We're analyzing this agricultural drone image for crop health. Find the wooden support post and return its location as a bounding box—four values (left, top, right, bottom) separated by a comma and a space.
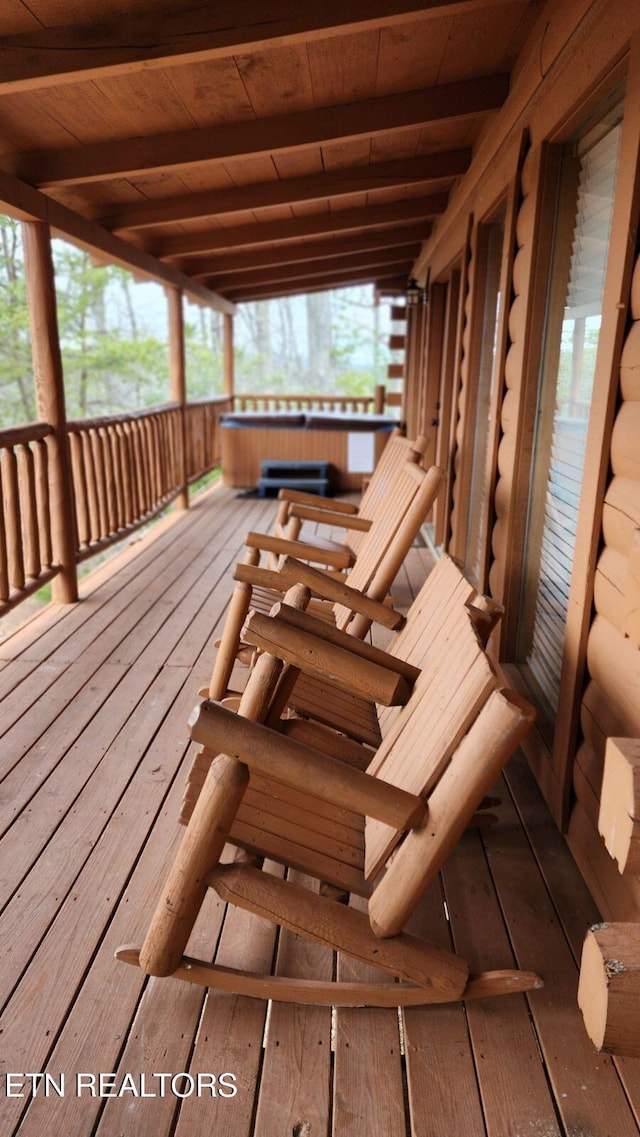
167, 286, 189, 509
578, 923, 640, 1057
598, 738, 640, 874
373, 383, 385, 414
22, 220, 78, 603
223, 312, 234, 400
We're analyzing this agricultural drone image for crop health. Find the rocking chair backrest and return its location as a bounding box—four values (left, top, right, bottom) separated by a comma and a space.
352, 431, 428, 545
333, 461, 444, 631
351, 557, 535, 934
364, 597, 498, 878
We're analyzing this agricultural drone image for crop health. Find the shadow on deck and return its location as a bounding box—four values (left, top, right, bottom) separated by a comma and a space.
0, 482, 639, 1137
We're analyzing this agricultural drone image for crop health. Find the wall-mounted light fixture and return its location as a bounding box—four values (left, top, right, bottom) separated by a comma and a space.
405, 277, 422, 306
405, 276, 428, 306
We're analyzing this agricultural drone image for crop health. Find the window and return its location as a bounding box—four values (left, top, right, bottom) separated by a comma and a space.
517, 107, 622, 720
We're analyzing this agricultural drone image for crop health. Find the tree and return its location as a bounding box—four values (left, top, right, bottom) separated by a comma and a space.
0, 217, 35, 426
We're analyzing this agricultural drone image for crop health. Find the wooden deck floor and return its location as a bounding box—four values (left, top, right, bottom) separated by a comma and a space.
1, 481, 640, 1137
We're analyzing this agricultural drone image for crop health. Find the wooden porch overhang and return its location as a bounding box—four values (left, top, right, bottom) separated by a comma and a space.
0, 0, 543, 307
1, 483, 639, 1137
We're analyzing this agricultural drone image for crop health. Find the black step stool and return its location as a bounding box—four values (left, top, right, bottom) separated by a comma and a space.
257, 460, 333, 498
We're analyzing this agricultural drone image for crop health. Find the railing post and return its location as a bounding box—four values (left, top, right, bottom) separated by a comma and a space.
374, 384, 386, 414
167, 287, 189, 510
223, 312, 234, 402
22, 221, 78, 603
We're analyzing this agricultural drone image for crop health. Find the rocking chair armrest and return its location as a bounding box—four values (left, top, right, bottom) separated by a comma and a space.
280, 718, 373, 769
245, 531, 355, 571
243, 609, 413, 706
189, 700, 426, 831
288, 504, 372, 532
278, 556, 405, 631
277, 487, 358, 515
233, 562, 287, 591
263, 602, 420, 685
232, 561, 348, 599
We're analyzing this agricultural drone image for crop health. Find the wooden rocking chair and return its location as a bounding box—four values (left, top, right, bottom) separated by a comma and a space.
272, 430, 428, 550
181, 552, 499, 824
182, 464, 443, 824
117, 569, 541, 1007
208, 460, 444, 707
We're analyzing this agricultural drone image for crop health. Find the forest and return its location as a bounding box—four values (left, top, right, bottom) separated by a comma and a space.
0, 215, 392, 429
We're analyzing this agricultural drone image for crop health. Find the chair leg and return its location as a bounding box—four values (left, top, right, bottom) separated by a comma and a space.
139, 754, 249, 977
208, 549, 260, 700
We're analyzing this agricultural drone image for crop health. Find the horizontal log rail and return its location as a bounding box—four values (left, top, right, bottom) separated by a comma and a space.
232, 393, 377, 413
0, 421, 59, 615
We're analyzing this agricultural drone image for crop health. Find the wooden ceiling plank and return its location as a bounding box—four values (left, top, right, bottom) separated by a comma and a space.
101, 150, 468, 232
186, 224, 429, 276
225, 258, 414, 289
158, 197, 442, 259
376, 18, 452, 92
203, 246, 422, 289
0, 166, 234, 313
320, 138, 373, 171
0, 1, 522, 94
235, 42, 316, 119
306, 29, 379, 106
229, 267, 412, 302
10, 74, 509, 187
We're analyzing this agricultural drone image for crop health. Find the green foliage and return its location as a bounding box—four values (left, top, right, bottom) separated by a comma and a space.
0, 216, 35, 425
0, 222, 225, 429
0, 218, 391, 429
234, 286, 391, 399
53, 243, 173, 419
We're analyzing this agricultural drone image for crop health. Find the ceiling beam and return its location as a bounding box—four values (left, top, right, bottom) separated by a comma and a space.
230, 268, 411, 302
159, 198, 439, 260
0, 1, 518, 95
11, 75, 509, 188
375, 277, 408, 297
102, 150, 470, 232
205, 246, 419, 291
187, 225, 428, 277
0, 168, 233, 313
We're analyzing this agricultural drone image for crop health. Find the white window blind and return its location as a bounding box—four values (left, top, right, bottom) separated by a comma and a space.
526, 121, 621, 715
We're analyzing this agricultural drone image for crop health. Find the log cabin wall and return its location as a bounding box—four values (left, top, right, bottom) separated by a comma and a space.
567, 244, 640, 919
404, 1, 640, 920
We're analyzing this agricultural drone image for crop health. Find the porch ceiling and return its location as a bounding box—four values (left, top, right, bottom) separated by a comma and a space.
0, 0, 542, 305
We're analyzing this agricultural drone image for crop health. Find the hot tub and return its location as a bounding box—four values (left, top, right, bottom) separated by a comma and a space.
220, 411, 400, 491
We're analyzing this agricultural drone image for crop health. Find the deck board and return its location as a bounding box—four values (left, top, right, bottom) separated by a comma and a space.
1, 481, 639, 1137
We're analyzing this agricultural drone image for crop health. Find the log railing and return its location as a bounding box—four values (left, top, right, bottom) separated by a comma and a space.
1, 387, 388, 617
68, 397, 231, 562
232, 392, 379, 414
185, 396, 232, 483
67, 404, 185, 562
0, 422, 59, 614
0, 396, 231, 616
